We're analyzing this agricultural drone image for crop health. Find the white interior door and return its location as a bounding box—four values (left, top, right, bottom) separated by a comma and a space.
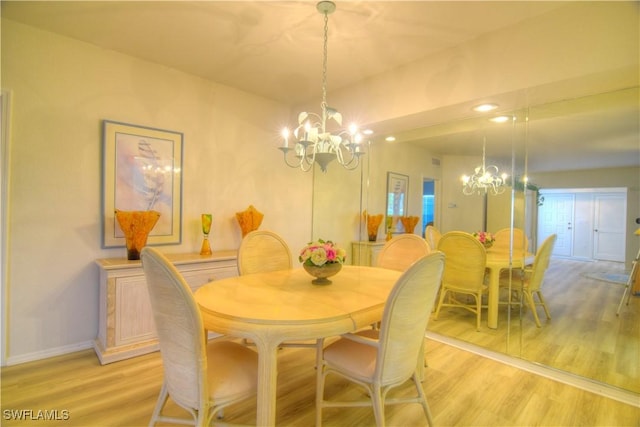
593, 193, 626, 261
538, 194, 574, 257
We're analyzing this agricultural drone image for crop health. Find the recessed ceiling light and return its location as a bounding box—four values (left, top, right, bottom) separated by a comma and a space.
362, 129, 374, 135
473, 103, 498, 112
489, 115, 511, 123
385, 136, 396, 142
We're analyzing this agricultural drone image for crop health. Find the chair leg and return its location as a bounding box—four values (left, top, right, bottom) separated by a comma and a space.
412, 372, 434, 426
524, 291, 542, 327
433, 288, 447, 320
475, 293, 481, 331
535, 291, 551, 320
371, 384, 386, 427
149, 382, 169, 427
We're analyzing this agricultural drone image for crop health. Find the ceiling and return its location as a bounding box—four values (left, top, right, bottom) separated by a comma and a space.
2, 1, 638, 173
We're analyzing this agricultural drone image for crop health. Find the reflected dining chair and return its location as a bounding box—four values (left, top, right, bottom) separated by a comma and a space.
237, 229, 292, 275
433, 231, 488, 331
376, 233, 431, 271
499, 234, 557, 327
492, 227, 529, 254
315, 252, 445, 427
424, 225, 442, 252
140, 247, 258, 427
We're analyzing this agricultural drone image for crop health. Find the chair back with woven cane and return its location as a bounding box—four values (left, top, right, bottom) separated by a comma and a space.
316, 252, 445, 427
141, 247, 258, 426
526, 234, 556, 294
433, 231, 487, 330
238, 230, 292, 275
376, 234, 430, 271
499, 234, 556, 327
493, 227, 529, 254
424, 225, 442, 252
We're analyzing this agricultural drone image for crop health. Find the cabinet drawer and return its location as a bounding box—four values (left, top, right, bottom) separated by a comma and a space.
182, 266, 238, 291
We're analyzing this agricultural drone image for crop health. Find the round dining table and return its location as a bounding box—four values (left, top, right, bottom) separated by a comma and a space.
194, 265, 402, 426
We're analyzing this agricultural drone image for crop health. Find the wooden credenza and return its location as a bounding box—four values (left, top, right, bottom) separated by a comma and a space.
94, 251, 237, 364
351, 241, 386, 267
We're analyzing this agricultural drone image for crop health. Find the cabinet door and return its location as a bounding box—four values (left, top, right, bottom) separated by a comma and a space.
115, 276, 156, 346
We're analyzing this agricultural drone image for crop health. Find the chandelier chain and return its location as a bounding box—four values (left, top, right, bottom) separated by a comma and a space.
321, 9, 329, 117
278, 0, 366, 173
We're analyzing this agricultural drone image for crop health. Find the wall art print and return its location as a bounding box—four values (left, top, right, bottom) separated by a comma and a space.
102, 120, 183, 248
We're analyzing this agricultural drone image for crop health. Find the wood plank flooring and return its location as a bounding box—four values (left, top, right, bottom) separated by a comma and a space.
428, 257, 640, 393
2, 338, 639, 426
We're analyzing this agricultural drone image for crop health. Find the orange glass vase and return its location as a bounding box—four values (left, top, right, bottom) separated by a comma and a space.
115, 209, 161, 260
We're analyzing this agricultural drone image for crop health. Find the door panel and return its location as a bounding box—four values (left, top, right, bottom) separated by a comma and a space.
593, 193, 626, 261
538, 194, 574, 257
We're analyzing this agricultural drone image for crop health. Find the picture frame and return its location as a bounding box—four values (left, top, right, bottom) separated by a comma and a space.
102, 120, 183, 248
386, 172, 409, 233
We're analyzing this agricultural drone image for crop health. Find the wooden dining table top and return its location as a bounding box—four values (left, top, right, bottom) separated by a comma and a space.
194, 265, 402, 326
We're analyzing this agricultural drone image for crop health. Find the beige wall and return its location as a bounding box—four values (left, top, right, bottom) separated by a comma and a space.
1, 20, 314, 363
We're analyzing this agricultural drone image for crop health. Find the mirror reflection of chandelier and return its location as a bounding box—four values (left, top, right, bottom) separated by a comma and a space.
461, 136, 508, 195
279, 1, 366, 173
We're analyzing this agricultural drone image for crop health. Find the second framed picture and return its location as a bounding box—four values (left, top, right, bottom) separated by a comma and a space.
386, 171, 409, 233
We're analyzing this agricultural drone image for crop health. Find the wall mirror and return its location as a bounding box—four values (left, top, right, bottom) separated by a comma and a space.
312, 86, 639, 397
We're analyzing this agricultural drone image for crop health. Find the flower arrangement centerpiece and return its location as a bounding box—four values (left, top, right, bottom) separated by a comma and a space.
473, 231, 495, 249
299, 239, 346, 285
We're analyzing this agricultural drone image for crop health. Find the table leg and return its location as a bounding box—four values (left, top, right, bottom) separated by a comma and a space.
487, 268, 499, 329
254, 339, 280, 426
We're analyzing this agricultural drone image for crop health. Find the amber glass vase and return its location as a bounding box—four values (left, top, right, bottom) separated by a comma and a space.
115, 210, 161, 260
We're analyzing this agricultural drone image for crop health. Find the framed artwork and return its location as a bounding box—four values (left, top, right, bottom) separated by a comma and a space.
102, 120, 183, 248
386, 172, 409, 233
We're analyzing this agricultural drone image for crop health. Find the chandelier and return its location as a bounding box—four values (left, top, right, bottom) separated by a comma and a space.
279, 1, 365, 172
461, 136, 507, 195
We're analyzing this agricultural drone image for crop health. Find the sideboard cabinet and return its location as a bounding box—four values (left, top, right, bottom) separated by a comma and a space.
94, 251, 237, 364
351, 241, 386, 267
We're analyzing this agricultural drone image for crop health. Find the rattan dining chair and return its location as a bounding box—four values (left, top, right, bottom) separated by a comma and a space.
433, 231, 488, 331
499, 234, 557, 327
376, 233, 431, 271
237, 230, 315, 348
493, 227, 529, 254
140, 247, 258, 427
315, 252, 445, 427
237, 230, 293, 275
424, 225, 442, 252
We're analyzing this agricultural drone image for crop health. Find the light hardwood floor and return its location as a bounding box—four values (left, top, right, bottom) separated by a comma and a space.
428, 257, 640, 393
2, 337, 639, 426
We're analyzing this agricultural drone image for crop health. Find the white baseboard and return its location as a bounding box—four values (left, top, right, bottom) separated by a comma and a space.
4, 340, 94, 366
426, 332, 640, 408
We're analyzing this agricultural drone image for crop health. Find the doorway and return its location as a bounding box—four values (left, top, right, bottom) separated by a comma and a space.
538, 188, 627, 261
422, 179, 435, 236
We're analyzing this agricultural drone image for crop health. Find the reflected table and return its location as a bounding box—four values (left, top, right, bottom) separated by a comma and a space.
194, 265, 402, 426
485, 250, 535, 329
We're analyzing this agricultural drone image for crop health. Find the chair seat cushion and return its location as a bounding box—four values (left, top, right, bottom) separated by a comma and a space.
207, 341, 259, 402
323, 329, 379, 382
